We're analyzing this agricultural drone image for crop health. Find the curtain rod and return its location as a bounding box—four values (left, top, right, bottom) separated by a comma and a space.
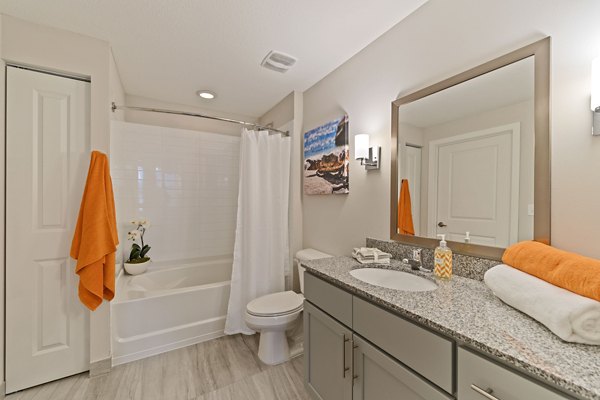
111, 102, 289, 136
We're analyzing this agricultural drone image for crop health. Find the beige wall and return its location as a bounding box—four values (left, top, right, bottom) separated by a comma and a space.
0, 15, 5, 386
258, 92, 305, 291
110, 51, 126, 123
259, 92, 295, 128
302, 0, 600, 259
0, 13, 118, 374
291, 91, 305, 288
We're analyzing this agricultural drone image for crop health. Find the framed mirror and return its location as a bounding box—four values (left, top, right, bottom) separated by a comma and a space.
390, 38, 550, 260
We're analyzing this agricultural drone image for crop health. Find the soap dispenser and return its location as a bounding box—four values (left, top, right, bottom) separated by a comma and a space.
434, 234, 452, 279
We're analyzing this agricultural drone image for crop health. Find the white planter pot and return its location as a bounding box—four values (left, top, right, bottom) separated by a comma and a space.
124, 259, 151, 275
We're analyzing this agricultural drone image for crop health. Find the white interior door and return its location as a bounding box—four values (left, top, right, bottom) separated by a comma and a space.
429, 124, 520, 247
403, 145, 422, 236
6, 66, 91, 393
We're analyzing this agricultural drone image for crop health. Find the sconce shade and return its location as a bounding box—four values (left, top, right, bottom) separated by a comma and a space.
355, 134, 370, 159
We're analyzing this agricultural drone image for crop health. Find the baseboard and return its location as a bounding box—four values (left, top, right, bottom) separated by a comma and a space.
0, 381, 5, 399
89, 357, 112, 377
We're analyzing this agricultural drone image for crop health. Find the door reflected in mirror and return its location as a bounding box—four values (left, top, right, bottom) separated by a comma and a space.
397, 57, 534, 248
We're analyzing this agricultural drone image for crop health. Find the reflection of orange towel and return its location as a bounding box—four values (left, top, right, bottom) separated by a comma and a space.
70, 151, 119, 311
398, 179, 415, 235
503, 241, 600, 302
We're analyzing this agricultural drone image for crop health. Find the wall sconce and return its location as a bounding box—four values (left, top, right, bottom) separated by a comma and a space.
592, 56, 600, 136
355, 134, 380, 170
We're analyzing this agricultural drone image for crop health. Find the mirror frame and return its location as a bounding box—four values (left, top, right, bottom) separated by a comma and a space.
390, 37, 550, 260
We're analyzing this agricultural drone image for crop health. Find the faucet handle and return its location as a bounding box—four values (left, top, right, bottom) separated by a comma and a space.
408, 248, 422, 271
412, 248, 422, 262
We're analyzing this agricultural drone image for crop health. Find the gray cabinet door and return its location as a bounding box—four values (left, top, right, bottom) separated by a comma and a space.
304, 301, 353, 400
352, 335, 452, 400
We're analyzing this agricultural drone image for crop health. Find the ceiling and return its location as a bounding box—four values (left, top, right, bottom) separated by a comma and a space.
0, 0, 427, 118
398, 56, 534, 128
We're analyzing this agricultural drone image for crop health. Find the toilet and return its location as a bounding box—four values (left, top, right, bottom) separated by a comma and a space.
245, 248, 331, 365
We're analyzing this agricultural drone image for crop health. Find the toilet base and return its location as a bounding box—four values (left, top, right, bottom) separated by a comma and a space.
245, 307, 303, 366
257, 330, 290, 365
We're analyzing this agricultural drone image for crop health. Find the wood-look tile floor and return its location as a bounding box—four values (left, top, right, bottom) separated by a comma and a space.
6, 334, 309, 400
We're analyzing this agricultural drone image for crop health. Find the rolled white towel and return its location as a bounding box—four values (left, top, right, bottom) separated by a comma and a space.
484, 264, 600, 345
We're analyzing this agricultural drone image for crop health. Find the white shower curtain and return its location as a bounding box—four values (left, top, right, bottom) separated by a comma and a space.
224, 129, 292, 335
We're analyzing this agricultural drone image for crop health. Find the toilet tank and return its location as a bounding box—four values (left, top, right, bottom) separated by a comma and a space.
295, 248, 332, 293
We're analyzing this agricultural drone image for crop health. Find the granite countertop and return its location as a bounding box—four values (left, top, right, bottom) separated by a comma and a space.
302, 256, 600, 400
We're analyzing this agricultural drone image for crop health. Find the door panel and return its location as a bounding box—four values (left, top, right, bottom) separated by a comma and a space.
304, 301, 352, 400
433, 126, 519, 247
6, 66, 91, 393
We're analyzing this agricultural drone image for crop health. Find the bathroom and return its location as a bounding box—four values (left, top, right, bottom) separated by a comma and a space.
0, 0, 599, 399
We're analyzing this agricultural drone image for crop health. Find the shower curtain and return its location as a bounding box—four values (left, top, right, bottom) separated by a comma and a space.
225, 129, 292, 335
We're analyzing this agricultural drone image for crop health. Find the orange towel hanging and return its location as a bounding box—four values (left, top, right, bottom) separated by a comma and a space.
398, 179, 415, 235
70, 151, 119, 311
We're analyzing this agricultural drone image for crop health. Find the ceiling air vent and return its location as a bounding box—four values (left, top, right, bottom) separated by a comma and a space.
261, 50, 297, 73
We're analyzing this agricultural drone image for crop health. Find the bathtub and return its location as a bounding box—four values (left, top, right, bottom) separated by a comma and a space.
112, 257, 232, 365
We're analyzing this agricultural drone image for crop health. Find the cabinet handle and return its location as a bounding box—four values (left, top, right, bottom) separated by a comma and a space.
342, 335, 350, 378
352, 341, 359, 382
470, 384, 501, 400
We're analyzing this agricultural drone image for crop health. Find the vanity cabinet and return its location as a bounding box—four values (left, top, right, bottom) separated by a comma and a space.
304, 272, 576, 400
304, 300, 451, 400
304, 273, 452, 400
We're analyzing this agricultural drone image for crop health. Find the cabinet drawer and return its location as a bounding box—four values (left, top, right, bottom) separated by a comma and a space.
304, 272, 352, 327
458, 347, 571, 400
353, 296, 453, 393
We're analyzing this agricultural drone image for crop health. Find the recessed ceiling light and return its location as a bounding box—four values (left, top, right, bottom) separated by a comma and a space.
196, 90, 216, 99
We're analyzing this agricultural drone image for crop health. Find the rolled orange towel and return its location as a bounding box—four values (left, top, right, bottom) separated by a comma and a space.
70, 151, 119, 311
502, 241, 600, 302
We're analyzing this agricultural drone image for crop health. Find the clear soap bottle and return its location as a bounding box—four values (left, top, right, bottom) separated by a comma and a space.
434, 234, 452, 279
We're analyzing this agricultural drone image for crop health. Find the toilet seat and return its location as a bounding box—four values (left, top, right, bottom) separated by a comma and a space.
246, 291, 303, 317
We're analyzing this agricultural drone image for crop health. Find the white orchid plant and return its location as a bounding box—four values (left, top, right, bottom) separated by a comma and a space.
127, 218, 151, 263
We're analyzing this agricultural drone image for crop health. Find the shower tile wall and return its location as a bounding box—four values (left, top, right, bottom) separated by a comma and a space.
110, 121, 240, 263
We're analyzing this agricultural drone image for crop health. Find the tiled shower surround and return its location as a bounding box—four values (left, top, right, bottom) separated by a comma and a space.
111, 121, 240, 262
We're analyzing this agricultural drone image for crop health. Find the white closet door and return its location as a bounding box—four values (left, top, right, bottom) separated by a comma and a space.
434, 127, 518, 247
6, 66, 91, 393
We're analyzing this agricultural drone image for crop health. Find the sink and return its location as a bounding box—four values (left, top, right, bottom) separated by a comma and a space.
350, 268, 437, 292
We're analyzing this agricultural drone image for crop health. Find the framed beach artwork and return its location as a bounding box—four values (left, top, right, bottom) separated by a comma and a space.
303, 115, 349, 194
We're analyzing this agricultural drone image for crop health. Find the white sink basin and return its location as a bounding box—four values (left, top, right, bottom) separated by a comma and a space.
350, 268, 437, 292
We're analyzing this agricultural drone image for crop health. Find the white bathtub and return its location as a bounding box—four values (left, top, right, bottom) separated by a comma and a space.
112, 257, 232, 365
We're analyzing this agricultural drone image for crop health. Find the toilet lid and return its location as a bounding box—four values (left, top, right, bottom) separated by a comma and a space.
247, 291, 304, 317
